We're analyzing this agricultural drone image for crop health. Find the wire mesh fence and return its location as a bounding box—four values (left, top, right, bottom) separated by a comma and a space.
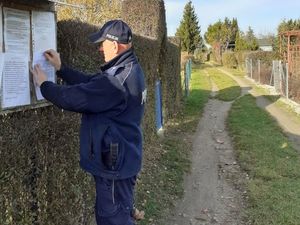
245, 58, 295, 100
184, 59, 192, 96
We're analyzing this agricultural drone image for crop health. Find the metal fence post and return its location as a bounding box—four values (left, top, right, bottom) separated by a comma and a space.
250, 58, 253, 79
270, 61, 274, 86
185, 60, 190, 96
190, 59, 192, 78
155, 80, 163, 131
258, 59, 261, 83
279, 60, 282, 94
286, 63, 289, 99
188, 59, 191, 82
184, 62, 188, 96
187, 60, 190, 95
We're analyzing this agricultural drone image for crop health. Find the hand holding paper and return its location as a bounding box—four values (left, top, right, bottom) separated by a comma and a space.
44, 49, 61, 71
31, 64, 47, 86
32, 52, 56, 100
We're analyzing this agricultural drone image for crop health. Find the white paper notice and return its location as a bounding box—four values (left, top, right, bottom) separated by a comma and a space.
0, 53, 5, 99
3, 8, 30, 57
33, 52, 56, 100
32, 11, 56, 52
2, 54, 30, 108
0, 8, 3, 52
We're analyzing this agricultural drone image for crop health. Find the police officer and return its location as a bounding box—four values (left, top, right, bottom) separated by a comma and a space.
31, 20, 146, 225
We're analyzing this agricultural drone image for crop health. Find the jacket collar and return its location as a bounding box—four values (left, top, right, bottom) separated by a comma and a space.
100, 48, 136, 74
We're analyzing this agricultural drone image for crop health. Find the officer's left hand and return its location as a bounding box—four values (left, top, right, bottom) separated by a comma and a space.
30, 64, 47, 87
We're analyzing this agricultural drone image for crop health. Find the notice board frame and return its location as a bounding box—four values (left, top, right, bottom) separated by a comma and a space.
0, 0, 56, 115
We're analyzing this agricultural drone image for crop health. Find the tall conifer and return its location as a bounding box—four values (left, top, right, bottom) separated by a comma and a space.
175, 1, 202, 53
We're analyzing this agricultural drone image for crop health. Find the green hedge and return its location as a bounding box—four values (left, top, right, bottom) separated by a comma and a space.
222, 51, 238, 68
234, 51, 250, 70
243, 51, 278, 66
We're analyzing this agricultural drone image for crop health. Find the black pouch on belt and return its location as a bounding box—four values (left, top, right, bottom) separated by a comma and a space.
110, 143, 119, 170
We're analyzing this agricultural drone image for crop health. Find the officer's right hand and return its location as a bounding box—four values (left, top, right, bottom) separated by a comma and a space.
44, 49, 61, 71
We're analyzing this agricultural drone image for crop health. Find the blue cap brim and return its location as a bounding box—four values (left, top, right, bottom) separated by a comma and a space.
88, 31, 106, 43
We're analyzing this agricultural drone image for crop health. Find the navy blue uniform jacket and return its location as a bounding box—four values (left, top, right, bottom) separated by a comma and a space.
40, 48, 146, 179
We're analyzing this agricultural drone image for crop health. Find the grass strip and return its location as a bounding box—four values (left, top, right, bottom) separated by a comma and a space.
184, 64, 212, 129
206, 68, 241, 101
227, 94, 300, 225
221, 67, 245, 77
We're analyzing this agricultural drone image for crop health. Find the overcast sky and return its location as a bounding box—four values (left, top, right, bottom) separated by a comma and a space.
165, 0, 300, 37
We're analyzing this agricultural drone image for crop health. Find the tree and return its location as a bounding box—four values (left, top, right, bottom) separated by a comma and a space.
204, 20, 223, 45
278, 19, 300, 33
175, 1, 202, 53
245, 26, 259, 50
235, 27, 258, 51
204, 17, 239, 50
56, 0, 121, 25
230, 18, 239, 44
235, 31, 248, 51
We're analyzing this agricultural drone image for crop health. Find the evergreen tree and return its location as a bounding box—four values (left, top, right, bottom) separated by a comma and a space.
230, 18, 239, 43
204, 20, 223, 45
175, 1, 202, 53
221, 17, 231, 47
204, 18, 239, 49
278, 19, 300, 33
245, 26, 259, 50
235, 31, 248, 51
235, 27, 258, 51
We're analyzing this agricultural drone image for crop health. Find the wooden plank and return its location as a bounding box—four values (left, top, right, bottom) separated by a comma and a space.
0, 0, 55, 11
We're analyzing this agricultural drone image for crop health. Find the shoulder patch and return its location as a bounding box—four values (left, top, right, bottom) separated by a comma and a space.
141, 88, 147, 105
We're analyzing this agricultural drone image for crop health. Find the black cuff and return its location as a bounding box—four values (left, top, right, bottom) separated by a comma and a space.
56, 63, 66, 76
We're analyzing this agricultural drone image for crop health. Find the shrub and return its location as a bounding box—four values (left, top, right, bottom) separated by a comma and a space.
181, 51, 194, 69
222, 51, 238, 68
234, 51, 250, 70
194, 49, 209, 63
243, 51, 278, 66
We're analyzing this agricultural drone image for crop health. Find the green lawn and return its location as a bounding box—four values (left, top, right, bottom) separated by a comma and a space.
221, 67, 245, 77
185, 64, 211, 122
206, 67, 241, 101
228, 94, 300, 225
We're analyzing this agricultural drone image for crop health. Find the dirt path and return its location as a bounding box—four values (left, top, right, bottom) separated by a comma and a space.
165, 74, 246, 225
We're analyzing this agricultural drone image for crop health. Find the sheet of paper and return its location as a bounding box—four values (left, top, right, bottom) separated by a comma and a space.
0, 8, 3, 52
2, 54, 30, 108
0, 53, 5, 100
33, 52, 56, 100
32, 11, 56, 52
3, 8, 30, 57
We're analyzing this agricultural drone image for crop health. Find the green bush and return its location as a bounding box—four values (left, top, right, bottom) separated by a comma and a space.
234, 51, 250, 70
222, 51, 238, 68
181, 51, 194, 70
194, 49, 209, 63
243, 51, 278, 66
